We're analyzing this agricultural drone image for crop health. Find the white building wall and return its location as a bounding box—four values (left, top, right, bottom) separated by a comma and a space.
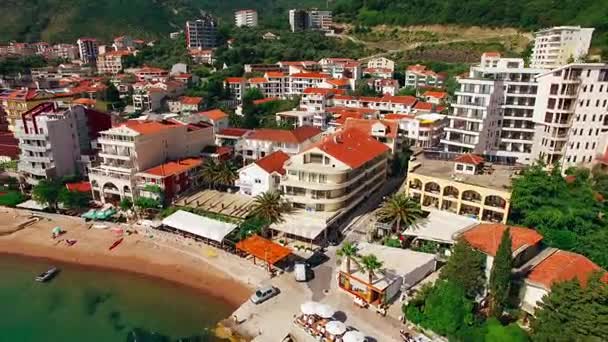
237, 164, 273, 196
531, 26, 594, 69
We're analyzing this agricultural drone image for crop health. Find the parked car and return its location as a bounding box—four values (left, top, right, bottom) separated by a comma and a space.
250, 285, 279, 304
294, 262, 310, 282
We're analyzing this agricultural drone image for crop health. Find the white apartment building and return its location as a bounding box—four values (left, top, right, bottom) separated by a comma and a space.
96, 51, 131, 75
89, 119, 214, 203
333, 95, 417, 114
385, 113, 447, 149
300, 87, 344, 112
289, 9, 332, 32
318, 58, 361, 80
15, 103, 112, 185
235, 9, 258, 28
405, 65, 445, 88
280, 128, 389, 213
367, 57, 395, 72
52, 44, 79, 60
443, 53, 545, 164
77, 38, 98, 64
276, 110, 318, 128
531, 63, 608, 169
531, 26, 594, 69
238, 126, 322, 163
132, 81, 185, 112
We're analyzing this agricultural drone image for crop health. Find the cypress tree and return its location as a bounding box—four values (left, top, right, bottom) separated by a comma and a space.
489, 227, 513, 318
439, 239, 486, 299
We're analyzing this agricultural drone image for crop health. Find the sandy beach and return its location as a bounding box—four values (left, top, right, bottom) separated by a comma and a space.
0, 208, 261, 310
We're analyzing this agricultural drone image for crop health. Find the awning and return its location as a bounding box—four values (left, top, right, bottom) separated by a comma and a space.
236, 235, 291, 265
161, 210, 237, 243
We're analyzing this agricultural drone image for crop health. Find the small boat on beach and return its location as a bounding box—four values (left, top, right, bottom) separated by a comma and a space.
109, 238, 124, 251
35, 267, 59, 282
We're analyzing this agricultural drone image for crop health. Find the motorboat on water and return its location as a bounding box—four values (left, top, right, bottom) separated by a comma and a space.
35, 267, 59, 282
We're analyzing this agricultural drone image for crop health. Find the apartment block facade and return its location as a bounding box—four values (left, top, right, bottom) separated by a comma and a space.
89, 119, 214, 203
235, 9, 258, 28
288, 9, 332, 32
16, 103, 112, 185
77, 38, 99, 64
531, 26, 594, 69
96, 51, 131, 75
186, 15, 218, 49
405, 65, 445, 88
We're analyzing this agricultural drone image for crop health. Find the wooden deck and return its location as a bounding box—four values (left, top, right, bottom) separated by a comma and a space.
175, 190, 255, 219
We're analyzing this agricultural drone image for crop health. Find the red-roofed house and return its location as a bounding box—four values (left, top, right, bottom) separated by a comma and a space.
333, 95, 417, 114
301, 88, 345, 113
240, 126, 322, 162
341, 118, 402, 155
168, 96, 204, 114
225, 77, 246, 101
318, 58, 362, 80
422, 91, 448, 104
215, 128, 251, 147
236, 151, 290, 196
519, 249, 608, 315
405, 64, 445, 88
460, 223, 544, 281
280, 128, 390, 213
290, 73, 331, 94
96, 50, 133, 75
136, 157, 203, 204
198, 109, 229, 131
454, 153, 485, 175
89, 119, 213, 203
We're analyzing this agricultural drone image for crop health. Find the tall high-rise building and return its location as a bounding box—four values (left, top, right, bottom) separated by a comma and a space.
186, 15, 218, 49
288, 9, 332, 32
76, 38, 99, 64
235, 9, 258, 28
531, 26, 594, 69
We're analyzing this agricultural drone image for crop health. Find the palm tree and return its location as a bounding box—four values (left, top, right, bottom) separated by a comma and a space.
359, 254, 383, 285
215, 161, 238, 189
251, 191, 292, 226
199, 159, 219, 188
337, 241, 359, 274
376, 193, 424, 234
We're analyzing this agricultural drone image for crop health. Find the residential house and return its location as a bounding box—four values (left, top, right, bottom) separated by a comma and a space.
236, 150, 289, 196
135, 157, 203, 204
238, 126, 322, 162
422, 91, 448, 105
198, 109, 229, 132
96, 50, 132, 75
341, 118, 401, 155
167, 96, 203, 114
405, 65, 446, 88
366, 57, 395, 72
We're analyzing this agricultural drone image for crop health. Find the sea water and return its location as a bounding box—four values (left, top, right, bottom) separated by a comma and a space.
0, 255, 233, 342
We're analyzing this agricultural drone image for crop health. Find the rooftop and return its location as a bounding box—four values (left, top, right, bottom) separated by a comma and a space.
248, 126, 322, 144
179, 96, 203, 105
236, 235, 291, 266
216, 128, 251, 137
139, 157, 202, 177
525, 249, 606, 290
312, 128, 390, 168
120, 120, 182, 135
198, 109, 228, 121
341, 118, 399, 139
402, 209, 479, 244
460, 223, 543, 257
409, 152, 521, 191
254, 150, 290, 175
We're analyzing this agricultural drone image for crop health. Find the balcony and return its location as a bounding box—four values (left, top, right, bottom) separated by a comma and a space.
19, 143, 50, 152
89, 167, 132, 180
14, 132, 46, 140
18, 162, 52, 177
20, 155, 52, 163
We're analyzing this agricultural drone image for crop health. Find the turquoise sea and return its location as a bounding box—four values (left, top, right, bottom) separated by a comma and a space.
0, 255, 233, 342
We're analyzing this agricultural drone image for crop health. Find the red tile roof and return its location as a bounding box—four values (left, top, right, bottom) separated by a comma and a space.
65, 181, 92, 193
248, 126, 321, 144
291, 72, 330, 79
527, 250, 607, 290
225, 77, 245, 84
483, 51, 501, 57
327, 78, 350, 87
423, 91, 448, 99
179, 96, 203, 105
248, 77, 268, 84
303, 88, 345, 96
384, 113, 415, 120
253, 97, 280, 105
198, 109, 228, 121
462, 223, 543, 257
265, 71, 285, 78
216, 128, 250, 137
141, 158, 202, 177
342, 118, 399, 139
312, 128, 390, 168
414, 102, 434, 111
254, 150, 290, 175
122, 120, 181, 135
454, 153, 485, 165
381, 95, 417, 106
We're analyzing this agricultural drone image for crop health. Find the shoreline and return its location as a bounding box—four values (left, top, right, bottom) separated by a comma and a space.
0, 209, 256, 310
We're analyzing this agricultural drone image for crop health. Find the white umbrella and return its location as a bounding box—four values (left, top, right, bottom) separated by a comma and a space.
315, 303, 335, 318
325, 321, 347, 336
300, 301, 318, 315
343, 330, 366, 342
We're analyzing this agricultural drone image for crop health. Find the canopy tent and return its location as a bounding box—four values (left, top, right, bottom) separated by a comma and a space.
315, 303, 335, 319
236, 235, 291, 268
401, 209, 479, 244
343, 330, 366, 342
161, 210, 237, 243
300, 301, 318, 315
325, 321, 347, 336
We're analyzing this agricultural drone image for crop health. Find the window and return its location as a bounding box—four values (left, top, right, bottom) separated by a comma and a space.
456, 164, 464, 171
586, 100, 590, 107
254, 179, 261, 184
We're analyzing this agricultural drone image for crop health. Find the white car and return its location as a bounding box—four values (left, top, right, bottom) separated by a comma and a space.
250, 285, 279, 304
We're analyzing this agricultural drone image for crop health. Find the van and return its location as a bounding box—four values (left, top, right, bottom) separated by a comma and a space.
294, 262, 308, 282
249, 285, 279, 304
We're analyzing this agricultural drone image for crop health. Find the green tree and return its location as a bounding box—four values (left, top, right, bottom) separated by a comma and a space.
353, 83, 380, 97
31, 180, 62, 209
489, 228, 513, 318
134, 197, 161, 209
397, 86, 417, 96
484, 318, 529, 342
250, 191, 291, 226
440, 239, 486, 299
199, 159, 220, 189
336, 241, 359, 274
376, 193, 424, 234
531, 272, 608, 341
58, 188, 90, 209
0, 191, 26, 207
119, 198, 133, 211
359, 254, 383, 285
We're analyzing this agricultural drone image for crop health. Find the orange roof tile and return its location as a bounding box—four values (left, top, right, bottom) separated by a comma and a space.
248, 126, 321, 144
179, 96, 203, 105
423, 91, 447, 99
265, 71, 285, 78
253, 97, 280, 105
122, 120, 181, 135
327, 78, 350, 87
312, 128, 389, 168
454, 153, 485, 165
414, 102, 434, 111
248, 77, 268, 84
462, 223, 543, 257
236, 235, 291, 265
381, 95, 417, 106
65, 181, 92, 193
342, 118, 399, 139
527, 250, 607, 290
303, 88, 345, 96
384, 113, 415, 120
217, 128, 250, 137
291, 72, 330, 79
198, 109, 228, 121
254, 150, 290, 175
483, 51, 501, 57
225, 77, 245, 84
141, 158, 203, 177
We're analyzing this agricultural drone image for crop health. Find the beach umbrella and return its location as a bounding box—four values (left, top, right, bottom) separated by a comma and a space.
325, 321, 347, 336
300, 301, 318, 315
343, 330, 366, 342
315, 303, 335, 318
52, 227, 61, 235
